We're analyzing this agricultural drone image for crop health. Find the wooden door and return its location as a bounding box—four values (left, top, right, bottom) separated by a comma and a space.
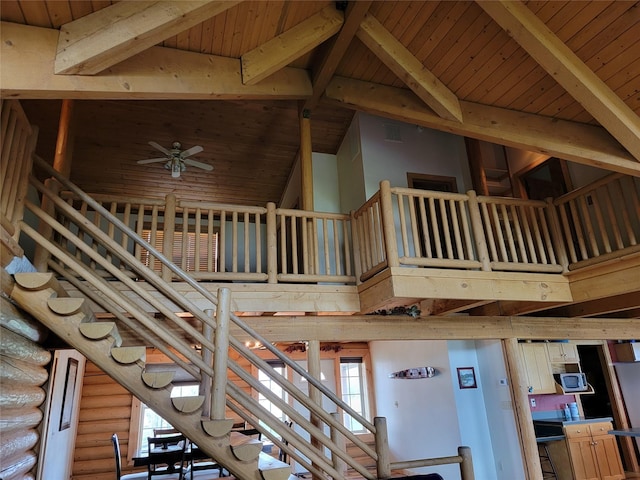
37, 350, 86, 480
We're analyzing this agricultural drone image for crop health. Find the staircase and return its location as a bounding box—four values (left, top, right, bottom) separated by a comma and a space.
9, 156, 382, 480
10, 272, 287, 480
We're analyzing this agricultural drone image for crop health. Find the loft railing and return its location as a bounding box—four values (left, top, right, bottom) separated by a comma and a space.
23, 156, 384, 480
553, 173, 640, 270
49, 175, 640, 288
351, 181, 567, 282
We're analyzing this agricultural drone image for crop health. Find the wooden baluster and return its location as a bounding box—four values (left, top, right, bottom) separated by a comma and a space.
302, 216, 309, 274
451, 199, 463, 261
322, 218, 330, 275
207, 210, 214, 273
267, 203, 277, 283
479, 201, 497, 264
511, 204, 527, 263
429, 197, 443, 259
440, 198, 453, 259
149, 205, 159, 271
134, 204, 144, 262
602, 184, 624, 249
374, 417, 391, 479
194, 208, 202, 272
232, 211, 238, 273
365, 205, 375, 266
590, 189, 611, 253
460, 199, 473, 262
288, 215, 295, 275
557, 202, 577, 263
244, 212, 250, 273
530, 206, 547, 264
542, 199, 563, 268
350, 211, 362, 283
201, 308, 215, 419
181, 207, 189, 271
219, 210, 226, 273
520, 205, 537, 264
255, 212, 262, 274
162, 195, 176, 281
343, 219, 351, 276
491, 203, 508, 262
568, 199, 588, 260
578, 195, 599, 257
330, 412, 347, 477
407, 193, 421, 258
467, 191, 490, 271
501, 203, 517, 262
397, 194, 409, 258
312, 217, 319, 275
120, 202, 131, 271
418, 196, 432, 258
333, 219, 341, 276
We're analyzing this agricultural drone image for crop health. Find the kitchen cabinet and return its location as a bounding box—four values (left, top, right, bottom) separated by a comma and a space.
520, 342, 556, 394
564, 422, 624, 480
547, 342, 579, 363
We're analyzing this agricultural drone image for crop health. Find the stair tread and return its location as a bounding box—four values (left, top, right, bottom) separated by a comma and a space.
229, 431, 262, 446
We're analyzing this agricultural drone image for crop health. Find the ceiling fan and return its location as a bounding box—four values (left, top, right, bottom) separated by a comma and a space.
137, 141, 212, 178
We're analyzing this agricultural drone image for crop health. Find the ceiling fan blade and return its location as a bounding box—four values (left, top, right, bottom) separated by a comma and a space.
137, 157, 169, 165
149, 141, 171, 156
180, 145, 204, 158
183, 158, 213, 171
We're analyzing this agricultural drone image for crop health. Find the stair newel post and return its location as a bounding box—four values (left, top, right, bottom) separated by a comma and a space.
267, 202, 277, 284
200, 308, 215, 418
307, 339, 323, 480
161, 194, 176, 282
330, 412, 347, 478
466, 190, 491, 271
458, 446, 475, 480
374, 416, 391, 479
350, 209, 363, 285
380, 181, 399, 268
211, 287, 231, 420
545, 197, 569, 272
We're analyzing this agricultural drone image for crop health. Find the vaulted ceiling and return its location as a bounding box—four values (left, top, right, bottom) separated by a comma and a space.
1, 1, 639, 206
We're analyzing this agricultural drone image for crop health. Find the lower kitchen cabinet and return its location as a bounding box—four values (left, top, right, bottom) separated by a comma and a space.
564, 422, 625, 480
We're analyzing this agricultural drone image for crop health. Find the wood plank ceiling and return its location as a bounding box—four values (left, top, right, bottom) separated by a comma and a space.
1, 0, 639, 206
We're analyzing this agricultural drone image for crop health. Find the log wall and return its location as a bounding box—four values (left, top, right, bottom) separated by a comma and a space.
0, 291, 51, 480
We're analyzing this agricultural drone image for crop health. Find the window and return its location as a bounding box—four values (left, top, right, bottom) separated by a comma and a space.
141, 226, 218, 273
340, 357, 367, 433
136, 384, 200, 455
257, 360, 287, 436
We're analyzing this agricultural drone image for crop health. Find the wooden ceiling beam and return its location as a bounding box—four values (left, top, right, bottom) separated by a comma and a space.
229, 315, 640, 342
55, 1, 241, 75
324, 77, 640, 176
478, 0, 640, 162
304, 1, 373, 111
1, 22, 311, 100
537, 291, 640, 318
356, 13, 463, 123
241, 5, 344, 86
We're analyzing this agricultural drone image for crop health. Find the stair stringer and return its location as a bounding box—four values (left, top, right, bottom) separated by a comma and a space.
9, 272, 290, 480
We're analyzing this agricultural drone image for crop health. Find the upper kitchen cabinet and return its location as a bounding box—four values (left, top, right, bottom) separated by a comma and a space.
547, 342, 579, 364
520, 342, 556, 394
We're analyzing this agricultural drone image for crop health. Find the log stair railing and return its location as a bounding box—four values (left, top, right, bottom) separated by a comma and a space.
9, 272, 282, 480
15, 156, 384, 480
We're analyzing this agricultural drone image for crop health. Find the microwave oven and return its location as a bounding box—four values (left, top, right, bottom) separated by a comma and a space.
556, 372, 589, 392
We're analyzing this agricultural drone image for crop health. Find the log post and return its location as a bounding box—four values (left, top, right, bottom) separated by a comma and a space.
307, 339, 323, 480
161, 194, 176, 281
467, 190, 491, 271
300, 107, 313, 212
201, 308, 215, 419
379, 181, 399, 268
458, 446, 475, 480
503, 338, 541, 480
330, 411, 347, 477
374, 416, 391, 479
212, 288, 230, 420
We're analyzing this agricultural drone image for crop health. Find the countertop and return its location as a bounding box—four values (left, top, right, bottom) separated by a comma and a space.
533, 417, 613, 426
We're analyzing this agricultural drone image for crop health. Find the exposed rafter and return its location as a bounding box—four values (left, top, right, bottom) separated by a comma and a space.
356, 12, 463, 123
303, 1, 373, 111
241, 5, 344, 86
478, 0, 640, 162
324, 76, 640, 177
55, 1, 240, 75
1, 22, 312, 100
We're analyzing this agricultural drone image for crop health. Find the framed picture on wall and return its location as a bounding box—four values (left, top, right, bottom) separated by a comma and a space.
457, 367, 477, 389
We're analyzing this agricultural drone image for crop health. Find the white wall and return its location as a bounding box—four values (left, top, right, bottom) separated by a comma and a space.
369, 340, 463, 480
357, 113, 471, 197
475, 340, 525, 479
337, 116, 367, 214
312, 152, 341, 213
447, 340, 498, 480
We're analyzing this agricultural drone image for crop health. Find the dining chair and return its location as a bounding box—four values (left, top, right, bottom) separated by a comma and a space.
147, 434, 188, 480
111, 433, 148, 480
